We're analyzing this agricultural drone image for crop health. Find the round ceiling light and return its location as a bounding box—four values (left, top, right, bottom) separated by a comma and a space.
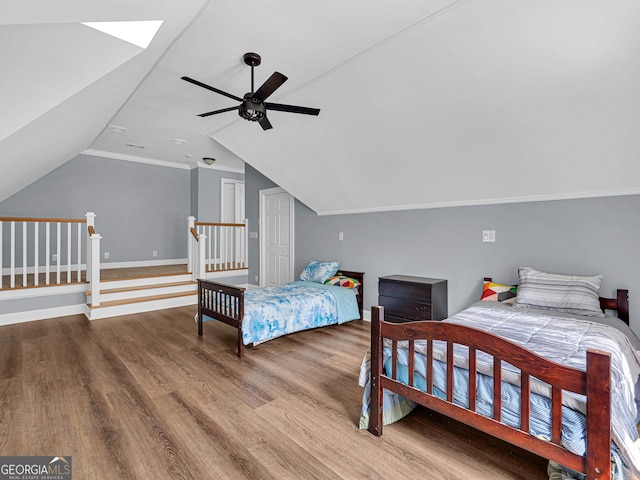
202, 157, 215, 165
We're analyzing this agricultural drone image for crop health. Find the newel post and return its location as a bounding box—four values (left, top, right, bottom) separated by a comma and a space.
85, 212, 96, 281
197, 233, 207, 281
90, 233, 101, 306
187, 216, 195, 273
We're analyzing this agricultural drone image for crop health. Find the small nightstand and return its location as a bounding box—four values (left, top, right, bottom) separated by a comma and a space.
378, 275, 448, 323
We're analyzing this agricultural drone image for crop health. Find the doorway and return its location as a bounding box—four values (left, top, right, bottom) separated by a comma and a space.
259, 187, 294, 287
220, 178, 245, 223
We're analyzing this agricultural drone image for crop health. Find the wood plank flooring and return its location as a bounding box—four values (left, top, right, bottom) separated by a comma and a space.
0, 308, 548, 479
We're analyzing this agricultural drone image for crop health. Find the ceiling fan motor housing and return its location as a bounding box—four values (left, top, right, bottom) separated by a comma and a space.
239, 94, 266, 121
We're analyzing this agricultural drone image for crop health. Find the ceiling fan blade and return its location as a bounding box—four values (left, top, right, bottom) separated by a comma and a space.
181, 76, 243, 103
198, 105, 240, 118
258, 116, 273, 130
253, 72, 288, 102
265, 102, 320, 116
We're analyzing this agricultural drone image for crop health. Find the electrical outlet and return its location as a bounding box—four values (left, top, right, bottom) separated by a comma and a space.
104, 252, 110, 260
338, 232, 344, 241
52, 254, 57, 262
254, 275, 258, 282
482, 230, 496, 243
153, 250, 158, 257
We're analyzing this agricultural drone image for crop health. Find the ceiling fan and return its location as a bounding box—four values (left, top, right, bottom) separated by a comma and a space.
181, 52, 320, 131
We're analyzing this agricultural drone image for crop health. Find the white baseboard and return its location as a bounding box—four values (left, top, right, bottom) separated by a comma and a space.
0, 283, 87, 301
0, 304, 85, 326
101, 258, 187, 269
362, 309, 371, 322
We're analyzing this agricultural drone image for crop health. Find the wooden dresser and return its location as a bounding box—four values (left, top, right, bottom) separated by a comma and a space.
378, 275, 448, 323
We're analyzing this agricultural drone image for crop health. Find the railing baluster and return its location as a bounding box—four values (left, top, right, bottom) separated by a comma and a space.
10, 221, 16, 288
34, 223, 39, 286
213, 226, 218, 270
76, 223, 82, 282
231, 226, 235, 269
67, 222, 71, 283
22, 222, 27, 286
56, 222, 61, 284
224, 227, 229, 270
208, 225, 212, 271
45, 222, 50, 285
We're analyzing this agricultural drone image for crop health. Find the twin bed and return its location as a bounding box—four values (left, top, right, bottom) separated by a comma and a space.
197, 265, 363, 357
361, 269, 639, 480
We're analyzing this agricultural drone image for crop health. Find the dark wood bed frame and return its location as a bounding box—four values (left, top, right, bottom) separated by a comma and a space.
197, 270, 365, 358
368, 287, 630, 480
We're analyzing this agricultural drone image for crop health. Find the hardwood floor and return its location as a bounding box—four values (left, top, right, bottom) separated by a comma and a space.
0, 308, 548, 479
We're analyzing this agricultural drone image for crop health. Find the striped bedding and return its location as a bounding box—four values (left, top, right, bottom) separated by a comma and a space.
359, 302, 640, 480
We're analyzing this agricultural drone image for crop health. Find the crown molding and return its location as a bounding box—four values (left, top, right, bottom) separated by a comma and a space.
190, 163, 245, 174
82, 149, 245, 174
316, 189, 640, 216
82, 149, 191, 169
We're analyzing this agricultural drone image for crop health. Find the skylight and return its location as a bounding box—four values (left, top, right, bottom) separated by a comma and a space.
82, 21, 163, 49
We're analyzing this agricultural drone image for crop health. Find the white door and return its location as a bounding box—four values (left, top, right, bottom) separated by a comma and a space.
221, 179, 245, 223
221, 179, 245, 267
260, 187, 294, 287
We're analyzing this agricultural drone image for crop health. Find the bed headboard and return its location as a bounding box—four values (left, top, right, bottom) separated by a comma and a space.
484, 277, 630, 325
338, 270, 364, 320
600, 290, 630, 325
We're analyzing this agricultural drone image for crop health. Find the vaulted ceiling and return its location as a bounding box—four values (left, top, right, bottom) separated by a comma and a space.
3, 0, 640, 214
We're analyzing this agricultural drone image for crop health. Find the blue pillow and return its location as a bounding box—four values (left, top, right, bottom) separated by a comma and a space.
300, 261, 339, 284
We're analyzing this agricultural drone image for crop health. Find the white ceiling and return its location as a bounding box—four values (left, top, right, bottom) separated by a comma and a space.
2, 0, 640, 214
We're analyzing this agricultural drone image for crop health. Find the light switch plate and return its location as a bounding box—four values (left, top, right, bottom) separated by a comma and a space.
482, 230, 496, 242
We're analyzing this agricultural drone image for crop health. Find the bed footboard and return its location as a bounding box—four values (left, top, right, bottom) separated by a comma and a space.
197, 279, 246, 358
368, 305, 611, 480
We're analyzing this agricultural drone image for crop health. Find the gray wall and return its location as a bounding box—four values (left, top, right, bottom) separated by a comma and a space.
244, 165, 640, 333
0, 155, 245, 267
0, 154, 190, 264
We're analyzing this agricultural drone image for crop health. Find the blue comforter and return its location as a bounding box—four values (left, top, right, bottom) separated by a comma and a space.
204, 281, 360, 346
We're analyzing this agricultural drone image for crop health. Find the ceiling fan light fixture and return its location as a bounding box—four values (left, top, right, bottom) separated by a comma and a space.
239, 97, 265, 121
